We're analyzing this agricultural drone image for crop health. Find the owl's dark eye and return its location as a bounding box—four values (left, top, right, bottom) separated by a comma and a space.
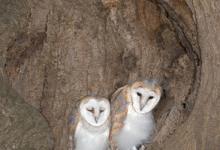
87, 108, 95, 113
100, 108, 105, 113
148, 96, 154, 100
137, 92, 142, 97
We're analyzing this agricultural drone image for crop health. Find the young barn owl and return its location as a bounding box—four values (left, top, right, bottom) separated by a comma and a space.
68, 96, 111, 150
110, 80, 162, 150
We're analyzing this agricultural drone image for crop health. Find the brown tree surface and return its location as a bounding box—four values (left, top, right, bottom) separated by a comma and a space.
0, 0, 219, 149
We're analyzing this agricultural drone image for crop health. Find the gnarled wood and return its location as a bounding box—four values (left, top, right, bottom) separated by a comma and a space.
0, 0, 219, 149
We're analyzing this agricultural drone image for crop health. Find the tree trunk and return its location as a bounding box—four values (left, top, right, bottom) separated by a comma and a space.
0, 0, 219, 149
150, 0, 220, 149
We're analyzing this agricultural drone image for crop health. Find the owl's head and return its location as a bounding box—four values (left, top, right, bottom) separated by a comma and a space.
79, 97, 110, 127
128, 80, 162, 114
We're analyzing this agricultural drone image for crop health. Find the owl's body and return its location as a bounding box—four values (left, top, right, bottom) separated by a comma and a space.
110, 80, 161, 150
68, 97, 111, 150
115, 107, 155, 150
74, 121, 110, 150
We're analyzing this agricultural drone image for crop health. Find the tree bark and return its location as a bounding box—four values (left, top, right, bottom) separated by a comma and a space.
151, 0, 220, 149
0, 75, 53, 149
0, 0, 219, 150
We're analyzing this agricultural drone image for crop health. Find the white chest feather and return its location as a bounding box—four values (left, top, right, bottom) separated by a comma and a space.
74, 122, 109, 150
115, 108, 155, 150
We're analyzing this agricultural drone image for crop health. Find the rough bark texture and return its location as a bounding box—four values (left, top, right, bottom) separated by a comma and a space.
0, 75, 53, 149
149, 0, 220, 149
0, 0, 219, 150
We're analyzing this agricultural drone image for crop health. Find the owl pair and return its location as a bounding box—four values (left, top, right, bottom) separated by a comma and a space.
68, 80, 162, 150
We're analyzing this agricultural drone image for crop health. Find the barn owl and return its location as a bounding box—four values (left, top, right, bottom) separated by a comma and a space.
110, 80, 162, 150
68, 96, 111, 150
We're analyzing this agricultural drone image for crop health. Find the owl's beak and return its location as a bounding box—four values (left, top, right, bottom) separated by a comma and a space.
140, 98, 147, 111
140, 103, 145, 111
94, 116, 98, 123
94, 112, 100, 123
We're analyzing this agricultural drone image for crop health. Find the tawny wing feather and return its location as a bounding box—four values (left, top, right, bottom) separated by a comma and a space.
110, 86, 129, 149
